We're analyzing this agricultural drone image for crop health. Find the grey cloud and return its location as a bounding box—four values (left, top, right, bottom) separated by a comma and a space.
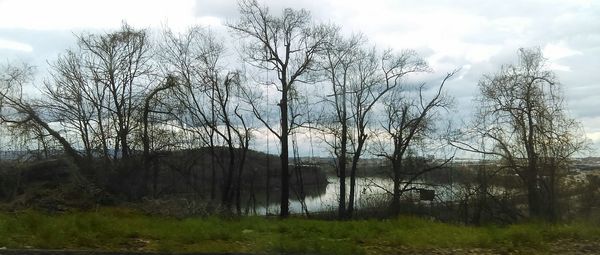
421, 0, 580, 19
0, 29, 77, 71
413, 47, 436, 58
193, 0, 336, 23
567, 94, 600, 119
3, 0, 600, 153
193, 0, 238, 20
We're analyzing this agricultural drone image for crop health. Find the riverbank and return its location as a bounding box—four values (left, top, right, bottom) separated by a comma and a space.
1, 208, 599, 254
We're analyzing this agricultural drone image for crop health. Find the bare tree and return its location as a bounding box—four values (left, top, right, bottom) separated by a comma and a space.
374, 72, 455, 215
158, 26, 218, 199
39, 24, 159, 198
347, 49, 429, 216
140, 74, 178, 197
160, 26, 252, 212
228, 0, 333, 217
451, 48, 587, 220
44, 50, 96, 160
0, 62, 87, 182
319, 28, 429, 217
319, 32, 364, 218
77, 23, 154, 159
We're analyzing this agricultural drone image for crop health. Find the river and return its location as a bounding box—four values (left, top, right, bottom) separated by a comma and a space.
254, 176, 498, 215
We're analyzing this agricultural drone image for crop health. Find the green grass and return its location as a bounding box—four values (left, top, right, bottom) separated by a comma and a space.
0, 208, 599, 254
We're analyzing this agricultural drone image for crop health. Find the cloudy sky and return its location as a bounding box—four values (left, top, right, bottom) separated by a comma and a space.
1, 0, 600, 155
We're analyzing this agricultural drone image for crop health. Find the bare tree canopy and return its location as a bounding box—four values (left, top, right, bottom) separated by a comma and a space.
452, 48, 588, 220
374, 71, 456, 214
228, 0, 334, 217
159, 25, 252, 212
318, 27, 433, 217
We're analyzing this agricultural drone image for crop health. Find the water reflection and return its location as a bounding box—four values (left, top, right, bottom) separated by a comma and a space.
255, 177, 419, 215
253, 177, 510, 215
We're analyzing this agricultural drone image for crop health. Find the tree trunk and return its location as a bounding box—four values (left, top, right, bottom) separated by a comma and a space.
280, 91, 290, 218
236, 145, 249, 215
548, 160, 557, 222
347, 139, 364, 217
338, 122, 347, 219
265, 153, 271, 215
25, 107, 91, 187
526, 158, 541, 218
391, 160, 402, 215
347, 156, 358, 217
527, 178, 541, 218
222, 143, 236, 210
210, 139, 216, 201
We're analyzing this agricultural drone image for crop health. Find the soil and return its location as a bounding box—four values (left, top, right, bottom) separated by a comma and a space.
2, 240, 600, 255
366, 239, 600, 255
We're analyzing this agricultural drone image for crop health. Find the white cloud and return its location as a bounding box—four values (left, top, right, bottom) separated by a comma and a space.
546, 62, 572, 72
457, 64, 472, 80
543, 42, 583, 72
543, 42, 583, 60
491, 17, 532, 34
0, 38, 33, 52
586, 131, 600, 141
0, 0, 198, 30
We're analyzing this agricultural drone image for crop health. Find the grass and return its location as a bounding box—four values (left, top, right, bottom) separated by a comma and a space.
0, 208, 599, 254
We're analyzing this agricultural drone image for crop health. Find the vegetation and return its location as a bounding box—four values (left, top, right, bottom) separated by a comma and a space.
451, 48, 588, 221
0, 208, 599, 254
0, 1, 598, 254
0, 0, 593, 236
